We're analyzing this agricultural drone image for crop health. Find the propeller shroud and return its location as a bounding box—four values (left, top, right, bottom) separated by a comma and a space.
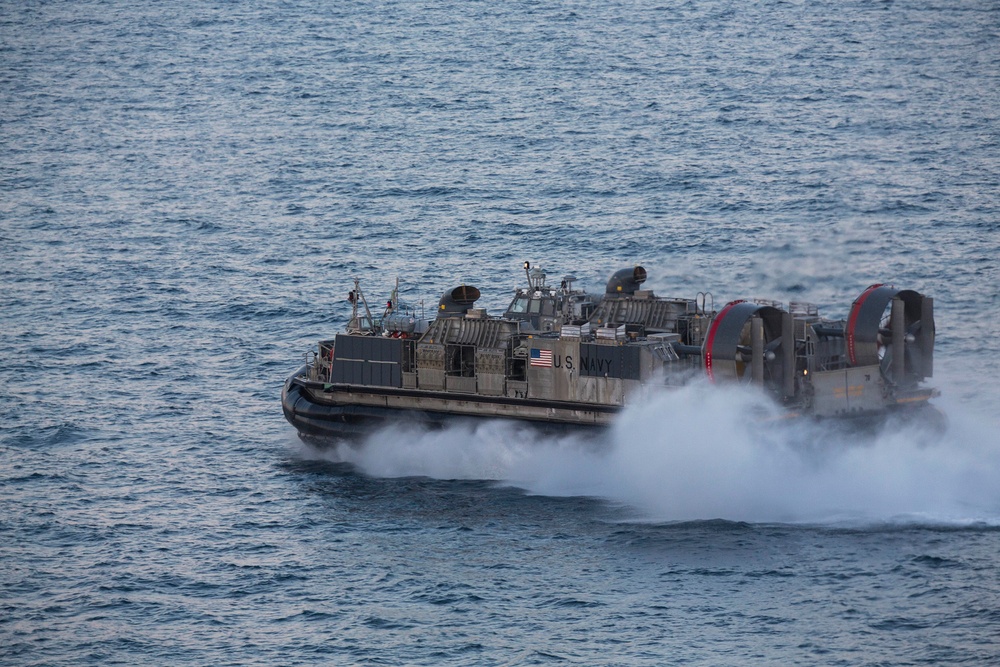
704, 301, 787, 391
845, 284, 933, 385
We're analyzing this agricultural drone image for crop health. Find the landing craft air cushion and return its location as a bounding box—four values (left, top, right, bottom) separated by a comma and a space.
282, 263, 937, 441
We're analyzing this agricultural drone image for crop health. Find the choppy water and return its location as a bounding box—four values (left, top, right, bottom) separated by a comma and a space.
3, 0, 1000, 664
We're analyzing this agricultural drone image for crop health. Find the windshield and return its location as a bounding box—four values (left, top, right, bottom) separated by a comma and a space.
508, 297, 529, 313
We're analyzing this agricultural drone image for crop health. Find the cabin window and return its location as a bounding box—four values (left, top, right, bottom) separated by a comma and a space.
541, 300, 555, 316
528, 299, 541, 314
509, 297, 529, 313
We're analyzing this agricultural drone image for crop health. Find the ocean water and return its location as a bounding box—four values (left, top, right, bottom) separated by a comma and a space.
3, 0, 1000, 664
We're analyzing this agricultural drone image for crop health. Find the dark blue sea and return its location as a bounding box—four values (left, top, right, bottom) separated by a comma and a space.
3, 1, 1000, 664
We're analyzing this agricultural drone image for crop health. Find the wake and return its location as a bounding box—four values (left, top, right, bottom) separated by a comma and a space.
301, 381, 1000, 525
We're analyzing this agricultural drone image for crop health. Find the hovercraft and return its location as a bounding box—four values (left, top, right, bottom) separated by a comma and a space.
282, 263, 937, 441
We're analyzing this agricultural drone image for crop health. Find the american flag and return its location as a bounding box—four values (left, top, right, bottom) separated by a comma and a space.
530, 348, 553, 367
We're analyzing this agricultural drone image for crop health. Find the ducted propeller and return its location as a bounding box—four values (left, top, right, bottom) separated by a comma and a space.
845, 284, 934, 385
704, 301, 791, 394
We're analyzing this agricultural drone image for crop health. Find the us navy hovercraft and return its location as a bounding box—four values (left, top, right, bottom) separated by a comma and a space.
282, 263, 937, 440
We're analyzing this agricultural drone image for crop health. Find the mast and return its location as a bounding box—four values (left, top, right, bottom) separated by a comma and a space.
347, 277, 376, 334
